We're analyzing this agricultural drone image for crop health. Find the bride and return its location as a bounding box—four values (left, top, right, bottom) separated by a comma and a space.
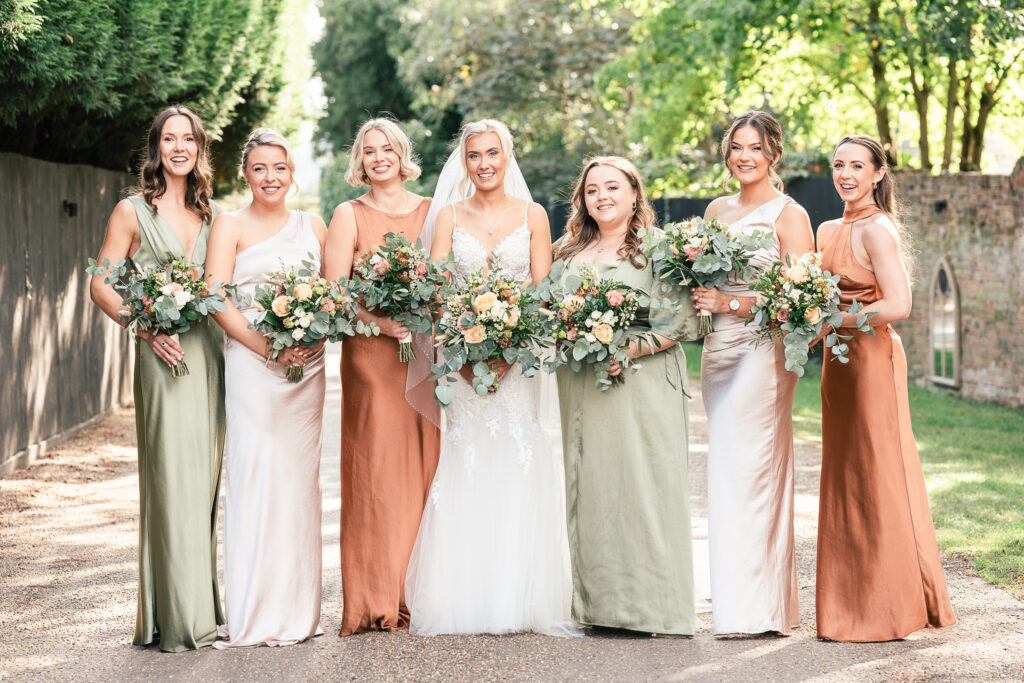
404, 119, 577, 636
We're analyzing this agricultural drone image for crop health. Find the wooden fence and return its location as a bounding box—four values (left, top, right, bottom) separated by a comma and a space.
1, 153, 134, 477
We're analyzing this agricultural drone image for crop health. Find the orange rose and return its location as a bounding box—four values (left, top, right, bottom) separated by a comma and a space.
806, 306, 823, 324
464, 325, 486, 344
593, 323, 614, 344
293, 283, 313, 301
271, 295, 291, 316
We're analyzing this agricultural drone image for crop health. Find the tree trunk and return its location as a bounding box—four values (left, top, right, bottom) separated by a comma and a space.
959, 75, 975, 172
868, 0, 897, 166
970, 85, 998, 169
941, 59, 958, 173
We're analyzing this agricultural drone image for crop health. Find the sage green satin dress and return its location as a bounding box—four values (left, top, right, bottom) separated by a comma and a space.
127, 196, 225, 651
555, 252, 702, 635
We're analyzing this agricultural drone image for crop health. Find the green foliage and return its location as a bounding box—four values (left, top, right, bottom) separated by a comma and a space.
0, 0, 313, 191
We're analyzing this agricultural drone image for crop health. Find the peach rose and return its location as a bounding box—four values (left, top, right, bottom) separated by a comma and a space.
464, 325, 486, 344
685, 247, 703, 262
473, 291, 498, 313
566, 295, 585, 313
806, 306, 823, 324
414, 262, 427, 278
606, 290, 624, 307
566, 328, 578, 341
321, 299, 337, 313
593, 323, 614, 344
271, 295, 291, 316
372, 258, 391, 275
504, 308, 520, 328
293, 283, 313, 301
784, 264, 808, 283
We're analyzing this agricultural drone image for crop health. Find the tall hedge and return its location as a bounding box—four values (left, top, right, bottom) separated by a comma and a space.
0, 0, 309, 186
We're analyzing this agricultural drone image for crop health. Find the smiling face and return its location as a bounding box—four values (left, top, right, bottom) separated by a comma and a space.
727, 125, 775, 186
833, 141, 885, 207
464, 132, 507, 193
159, 115, 199, 178
244, 145, 292, 205
583, 164, 636, 230
361, 129, 401, 184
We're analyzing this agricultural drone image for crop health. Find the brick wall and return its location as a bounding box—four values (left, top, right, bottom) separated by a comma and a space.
893, 158, 1024, 408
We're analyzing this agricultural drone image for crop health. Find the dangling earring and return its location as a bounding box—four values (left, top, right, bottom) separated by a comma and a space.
873, 181, 878, 190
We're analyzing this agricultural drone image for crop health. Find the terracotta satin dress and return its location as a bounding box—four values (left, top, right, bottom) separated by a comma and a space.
339, 198, 441, 636
702, 195, 800, 635
816, 208, 956, 641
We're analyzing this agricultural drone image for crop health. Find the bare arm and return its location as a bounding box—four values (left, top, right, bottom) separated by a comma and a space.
527, 202, 553, 284
89, 198, 183, 367
205, 213, 270, 356
429, 207, 455, 263
326, 201, 408, 338
841, 219, 911, 327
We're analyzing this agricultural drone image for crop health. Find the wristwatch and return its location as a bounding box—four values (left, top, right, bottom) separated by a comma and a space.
728, 298, 740, 312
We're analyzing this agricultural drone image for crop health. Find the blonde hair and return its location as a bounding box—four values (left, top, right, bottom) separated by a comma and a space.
239, 127, 295, 176
454, 118, 516, 200
555, 156, 656, 269
345, 117, 421, 187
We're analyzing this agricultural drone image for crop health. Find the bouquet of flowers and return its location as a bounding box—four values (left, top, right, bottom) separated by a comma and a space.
348, 232, 445, 361
645, 217, 771, 334
431, 266, 551, 407
86, 256, 228, 377
747, 252, 874, 376
538, 261, 653, 390
250, 257, 377, 382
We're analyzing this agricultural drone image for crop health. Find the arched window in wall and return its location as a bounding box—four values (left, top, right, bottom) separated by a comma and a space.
930, 257, 960, 387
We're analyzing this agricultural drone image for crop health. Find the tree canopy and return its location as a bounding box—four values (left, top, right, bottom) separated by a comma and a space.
0, 0, 312, 189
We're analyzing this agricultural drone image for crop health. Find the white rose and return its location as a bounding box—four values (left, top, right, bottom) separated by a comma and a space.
173, 290, 191, 310
291, 328, 305, 340
601, 310, 615, 324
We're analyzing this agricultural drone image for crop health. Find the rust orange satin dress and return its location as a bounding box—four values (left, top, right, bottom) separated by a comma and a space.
816, 208, 956, 641
339, 198, 441, 636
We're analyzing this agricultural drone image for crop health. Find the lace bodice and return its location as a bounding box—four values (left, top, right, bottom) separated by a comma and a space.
449, 202, 532, 284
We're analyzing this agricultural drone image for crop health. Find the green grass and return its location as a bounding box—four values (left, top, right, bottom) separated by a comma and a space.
680, 341, 1024, 599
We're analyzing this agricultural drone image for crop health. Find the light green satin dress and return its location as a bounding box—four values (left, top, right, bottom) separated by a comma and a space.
127, 196, 225, 651
555, 251, 701, 635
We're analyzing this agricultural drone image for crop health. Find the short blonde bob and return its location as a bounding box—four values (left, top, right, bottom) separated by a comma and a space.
345, 117, 421, 187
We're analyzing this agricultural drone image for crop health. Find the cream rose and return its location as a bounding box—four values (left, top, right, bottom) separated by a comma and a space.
293, 283, 313, 301
593, 323, 614, 344
464, 325, 486, 344
473, 292, 498, 314
271, 295, 291, 316
784, 264, 809, 283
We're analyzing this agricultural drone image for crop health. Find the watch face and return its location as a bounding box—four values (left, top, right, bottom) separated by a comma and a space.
729, 298, 739, 311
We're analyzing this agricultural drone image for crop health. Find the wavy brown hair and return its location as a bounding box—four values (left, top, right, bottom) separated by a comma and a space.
555, 156, 656, 269
138, 106, 213, 223
834, 134, 914, 276
721, 110, 784, 190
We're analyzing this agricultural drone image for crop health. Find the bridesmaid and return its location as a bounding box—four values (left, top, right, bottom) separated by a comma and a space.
323, 117, 442, 636
88, 106, 225, 651
815, 134, 956, 641
204, 128, 327, 648
692, 110, 814, 636
554, 156, 701, 636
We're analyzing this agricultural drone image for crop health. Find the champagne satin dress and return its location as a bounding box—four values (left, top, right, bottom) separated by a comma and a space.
702, 195, 800, 635
339, 198, 442, 636
214, 211, 325, 648
126, 196, 225, 652
816, 208, 956, 641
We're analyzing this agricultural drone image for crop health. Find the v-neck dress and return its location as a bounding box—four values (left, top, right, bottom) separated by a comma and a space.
126, 196, 225, 651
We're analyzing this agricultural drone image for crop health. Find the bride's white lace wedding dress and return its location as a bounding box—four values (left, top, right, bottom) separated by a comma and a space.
405, 205, 577, 636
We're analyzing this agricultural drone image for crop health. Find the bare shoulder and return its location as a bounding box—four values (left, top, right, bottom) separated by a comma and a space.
859, 213, 900, 250
814, 218, 842, 246
109, 197, 141, 232
305, 212, 328, 239
211, 210, 244, 232
704, 195, 733, 219
527, 201, 550, 228
331, 200, 356, 224
778, 200, 810, 224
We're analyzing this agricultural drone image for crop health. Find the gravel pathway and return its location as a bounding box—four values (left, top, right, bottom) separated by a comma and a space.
2, 345, 1022, 681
